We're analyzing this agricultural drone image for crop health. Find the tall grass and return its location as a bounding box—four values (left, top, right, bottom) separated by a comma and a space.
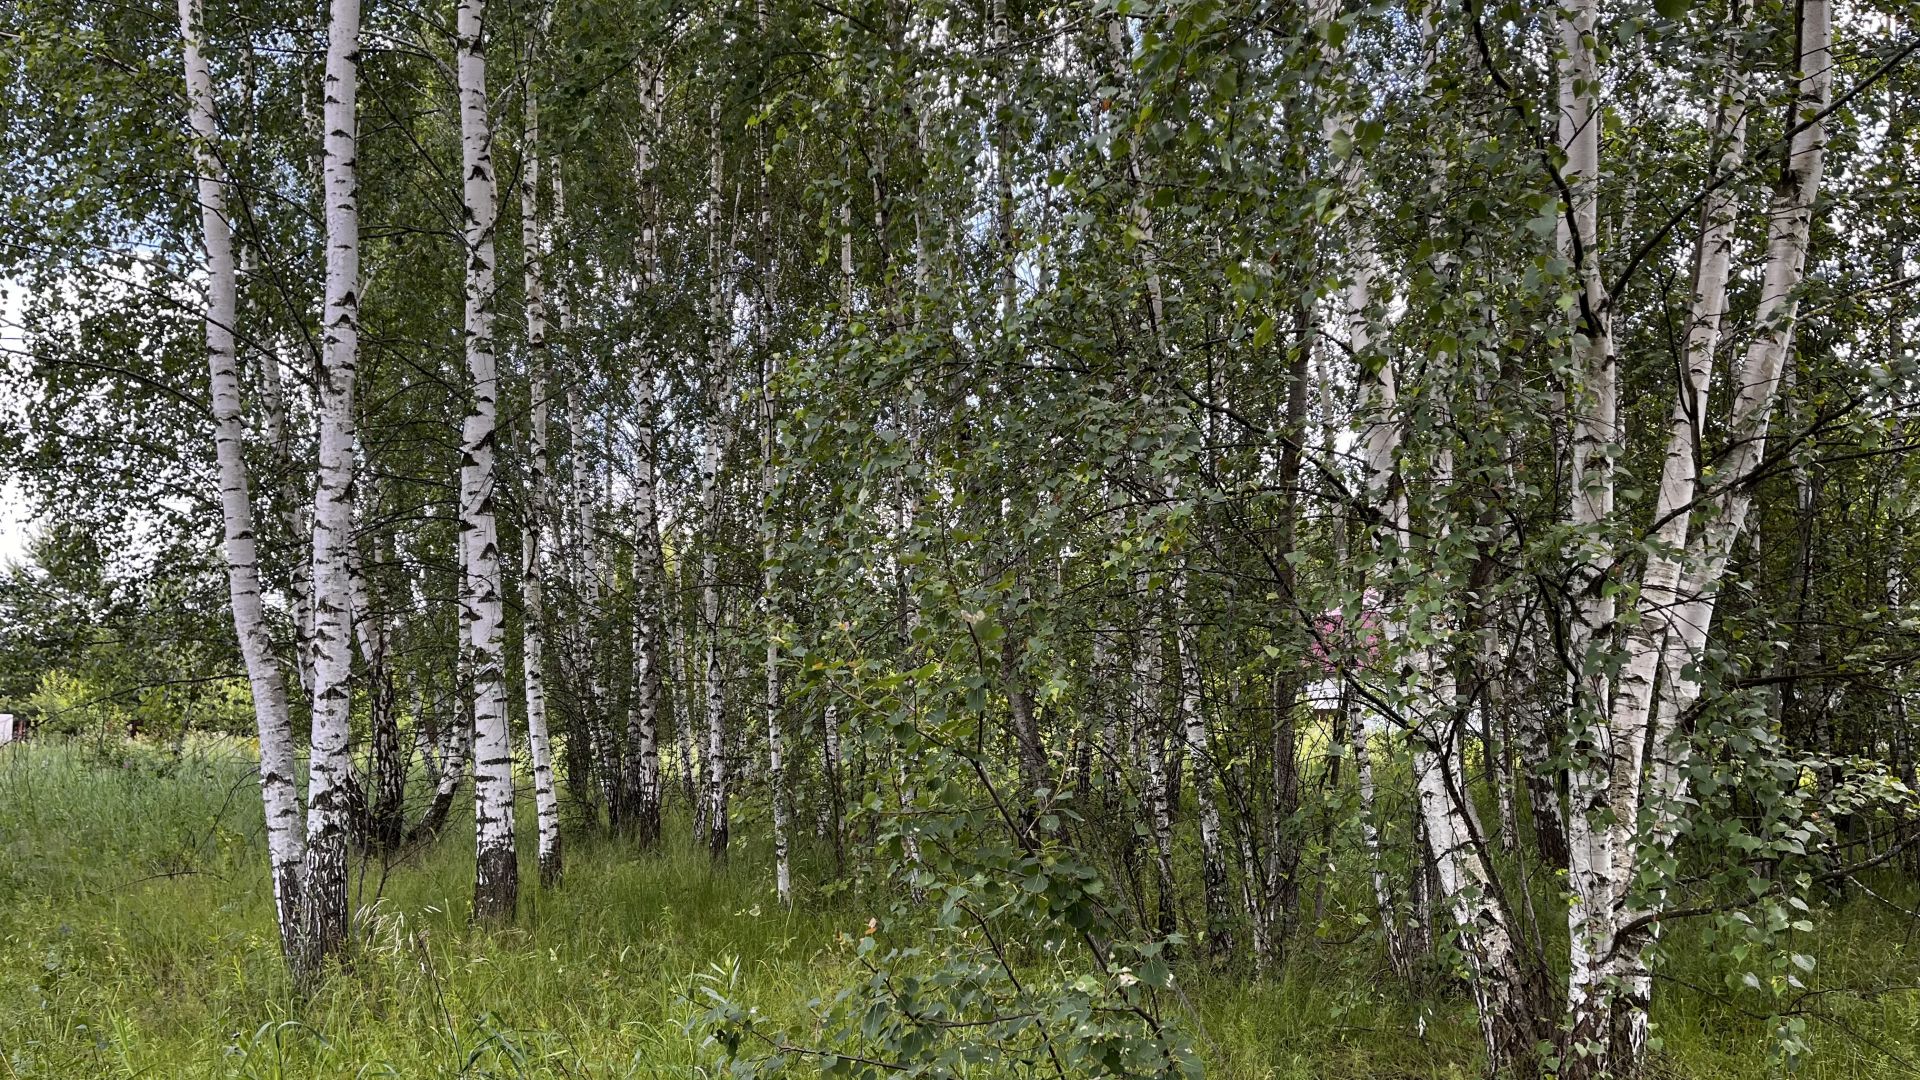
2, 738, 1917, 1077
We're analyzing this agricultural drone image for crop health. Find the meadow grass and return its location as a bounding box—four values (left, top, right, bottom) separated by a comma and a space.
2, 737, 1918, 1078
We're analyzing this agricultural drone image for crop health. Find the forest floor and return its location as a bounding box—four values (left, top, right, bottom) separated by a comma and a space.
3, 737, 1920, 1078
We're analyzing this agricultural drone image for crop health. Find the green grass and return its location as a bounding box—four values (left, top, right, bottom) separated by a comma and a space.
2, 737, 1918, 1078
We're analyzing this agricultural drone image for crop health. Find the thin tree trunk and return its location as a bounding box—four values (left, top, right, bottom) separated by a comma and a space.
252, 342, 316, 701
366, 632, 403, 852
1316, 324, 1405, 975
1002, 624, 1045, 819
178, 0, 307, 972
1166, 481, 1232, 962
627, 373, 666, 849
549, 152, 610, 823
292, 0, 364, 984
350, 542, 404, 854
1557, 0, 1628, 1052
1311, 0, 1539, 1057
762, 365, 790, 905
1134, 597, 1177, 944
520, 68, 562, 886
699, 100, 735, 862
458, 0, 517, 923
622, 61, 667, 852
1261, 290, 1313, 963
671, 599, 699, 821
821, 699, 846, 870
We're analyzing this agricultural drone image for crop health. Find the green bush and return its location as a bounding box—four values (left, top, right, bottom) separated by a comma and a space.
24, 669, 127, 742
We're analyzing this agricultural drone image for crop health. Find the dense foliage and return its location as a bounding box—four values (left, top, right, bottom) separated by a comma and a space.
4, 0, 1920, 1075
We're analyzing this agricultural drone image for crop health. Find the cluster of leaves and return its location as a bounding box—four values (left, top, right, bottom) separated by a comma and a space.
697, 643, 1198, 1079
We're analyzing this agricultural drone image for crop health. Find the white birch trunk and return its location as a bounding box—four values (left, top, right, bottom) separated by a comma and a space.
549, 159, 611, 812
765, 600, 788, 903
700, 101, 736, 860
762, 374, 790, 904
1135, 606, 1177, 942
299, 0, 363, 973
992, 0, 1015, 323
1313, 0, 1532, 1057
1556, 0, 1628, 1048
520, 74, 562, 886
457, 0, 517, 921
252, 342, 317, 700
624, 61, 667, 848
1166, 477, 1232, 959
404, 530, 468, 842
349, 536, 404, 853
178, 0, 306, 969
1347, 689, 1406, 974
1094, 624, 1118, 793
700, 456, 728, 858
1595, 14, 1752, 1003
1313, 0, 1413, 983
1316, 315, 1403, 973
1605, 5, 1830, 1066
672, 585, 700, 822
628, 368, 666, 845
816, 700, 840, 841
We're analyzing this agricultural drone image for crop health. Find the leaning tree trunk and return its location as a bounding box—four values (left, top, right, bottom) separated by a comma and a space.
1592, 33, 1751, 1073
408, 694, 472, 845
1605, 3, 1829, 1069
177, 0, 306, 974
1309, 0, 1541, 1061
457, 0, 518, 923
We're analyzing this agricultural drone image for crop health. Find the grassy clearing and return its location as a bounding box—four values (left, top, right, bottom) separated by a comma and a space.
2, 738, 1917, 1078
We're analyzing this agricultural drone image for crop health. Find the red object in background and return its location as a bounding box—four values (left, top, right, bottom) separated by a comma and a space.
1306, 590, 1385, 675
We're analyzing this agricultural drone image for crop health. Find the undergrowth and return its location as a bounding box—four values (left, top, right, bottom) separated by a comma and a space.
1, 737, 1917, 1078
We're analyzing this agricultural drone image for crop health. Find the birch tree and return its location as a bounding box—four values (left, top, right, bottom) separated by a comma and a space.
457, 0, 517, 922
176, 0, 306, 971
624, 59, 668, 850
299, 0, 363, 972
1587, 1, 1834, 1068
520, 42, 562, 886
